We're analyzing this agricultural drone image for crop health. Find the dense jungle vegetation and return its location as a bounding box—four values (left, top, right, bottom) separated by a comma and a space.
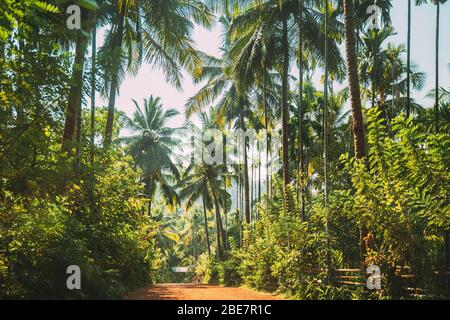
0, 0, 449, 299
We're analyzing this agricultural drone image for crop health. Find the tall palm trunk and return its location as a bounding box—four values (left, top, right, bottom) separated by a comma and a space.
258, 145, 261, 203
240, 110, 251, 224
263, 71, 270, 196
90, 21, 97, 164
281, 14, 290, 185
202, 196, 211, 257
297, 0, 306, 221
146, 177, 153, 215
343, 0, 368, 268
63, 31, 88, 152
324, 0, 332, 280
406, 0, 411, 117
104, 12, 125, 147
212, 193, 224, 260
250, 147, 254, 218
434, 1, 440, 133
223, 133, 228, 251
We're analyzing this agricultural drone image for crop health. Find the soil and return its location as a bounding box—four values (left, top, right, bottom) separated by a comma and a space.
126, 283, 284, 300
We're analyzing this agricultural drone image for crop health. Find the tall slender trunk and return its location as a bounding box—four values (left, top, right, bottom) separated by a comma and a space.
258, 146, 261, 203
263, 71, 270, 197
212, 193, 224, 260
406, 0, 411, 117
63, 31, 88, 152
297, 0, 306, 221
243, 134, 250, 223
281, 14, 290, 185
104, 12, 125, 147
435, 1, 440, 133
236, 165, 240, 214
324, 0, 332, 280
223, 133, 228, 251
202, 196, 211, 257
90, 21, 97, 164
343, 0, 368, 268
147, 178, 153, 215
250, 147, 254, 219
76, 82, 82, 169
240, 110, 251, 224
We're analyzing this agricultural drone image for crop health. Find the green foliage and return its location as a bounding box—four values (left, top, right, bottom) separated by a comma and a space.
216, 239, 242, 287
0, 151, 158, 299
195, 253, 219, 285
339, 108, 450, 294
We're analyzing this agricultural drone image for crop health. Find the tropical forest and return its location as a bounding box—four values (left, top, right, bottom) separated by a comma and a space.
0, 0, 449, 301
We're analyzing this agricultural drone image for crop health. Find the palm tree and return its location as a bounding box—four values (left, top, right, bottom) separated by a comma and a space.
359, 28, 425, 119
120, 96, 181, 214
342, 0, 367, 267
228, 0, 345, 186
407, 0, 412, 117
181, 161, 229, 260
416, 0, 447, 132
180, 183, 213, 258
180, 114, 230, 260
102, 0, 214, 147
62, 2, 98, 153
185, 17, 253, 224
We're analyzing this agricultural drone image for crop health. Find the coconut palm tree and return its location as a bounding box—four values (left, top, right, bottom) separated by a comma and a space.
342, 0, 367, 267
185, 16, 254, 224
62, 0, 100, 153
120, 96, 181, 214
415, 0, 448, 132
228, 0, 345, 185
102, 0, 214, 147
180, 117, 230, 260
359, 28, 425, 119
180, 161, 230, 260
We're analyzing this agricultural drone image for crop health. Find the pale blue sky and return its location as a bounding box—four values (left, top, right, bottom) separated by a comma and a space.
102, 2, 450, 128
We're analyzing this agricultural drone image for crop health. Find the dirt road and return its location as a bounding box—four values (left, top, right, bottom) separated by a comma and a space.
127, 283, 284, 300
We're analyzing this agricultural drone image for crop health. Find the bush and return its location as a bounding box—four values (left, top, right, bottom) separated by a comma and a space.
0, 153, 158, 299
218, 258, 241, 287
195, 253, 219, 284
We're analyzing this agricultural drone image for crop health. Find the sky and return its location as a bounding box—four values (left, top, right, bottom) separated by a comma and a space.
98, 2, 450, 130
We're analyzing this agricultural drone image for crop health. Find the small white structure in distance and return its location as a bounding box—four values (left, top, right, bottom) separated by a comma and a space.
172, 266, 191, 273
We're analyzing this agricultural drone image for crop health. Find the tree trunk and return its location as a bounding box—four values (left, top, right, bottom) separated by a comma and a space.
297, 0, 306, 221
281, 14, 290, 185
240, 111, 251, 224
343, 0, 368, 267
243, 128, 250, 224
147, 178, 153, 216
202, 196, 211, 257
406, 0, 411, 117
324, 0, 332, 281
258, 146, 261, 203
90, 21, 97, 164
263, 71, 270, 197
250, 147, 254, 219
104, 12, 125, 147
435, 1, 440, 133
223, 133, 228, 252
63, 31, 88, 152
213, 195, 223, 260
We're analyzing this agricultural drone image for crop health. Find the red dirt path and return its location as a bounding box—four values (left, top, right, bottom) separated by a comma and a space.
127, 283, 284, 300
